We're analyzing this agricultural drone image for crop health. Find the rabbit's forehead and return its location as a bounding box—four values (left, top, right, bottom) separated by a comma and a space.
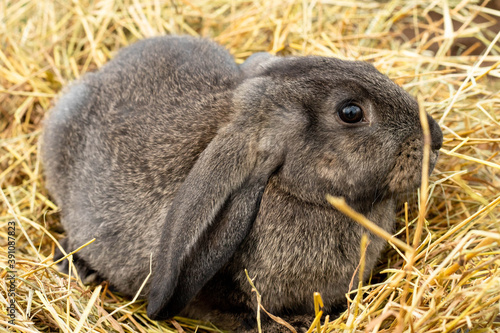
320, 68, 416, 109
319, 78, 418, 117
263, 56, 384, 83
264, 57, 417, 111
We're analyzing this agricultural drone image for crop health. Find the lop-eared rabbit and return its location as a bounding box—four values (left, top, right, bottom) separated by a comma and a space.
42, 36, 442, 332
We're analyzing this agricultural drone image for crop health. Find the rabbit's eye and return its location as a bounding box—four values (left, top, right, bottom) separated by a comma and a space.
339, 104, 364, 123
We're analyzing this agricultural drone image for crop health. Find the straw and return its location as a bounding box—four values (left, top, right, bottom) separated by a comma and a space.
1, 0, 499, 332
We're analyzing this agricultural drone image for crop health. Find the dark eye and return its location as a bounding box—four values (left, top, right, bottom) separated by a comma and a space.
338, 104, 364, 123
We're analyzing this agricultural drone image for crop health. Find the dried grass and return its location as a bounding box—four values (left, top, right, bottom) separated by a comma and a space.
1, 0, 499, 332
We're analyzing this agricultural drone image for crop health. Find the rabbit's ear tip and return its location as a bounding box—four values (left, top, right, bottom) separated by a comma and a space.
146, 290, 169, 320
146, 301, 167, 320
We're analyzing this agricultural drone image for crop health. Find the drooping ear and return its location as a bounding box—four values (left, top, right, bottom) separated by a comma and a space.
146, 121, 284, 320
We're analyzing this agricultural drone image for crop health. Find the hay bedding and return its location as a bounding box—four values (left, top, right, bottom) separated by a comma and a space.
0, 0, 499, 332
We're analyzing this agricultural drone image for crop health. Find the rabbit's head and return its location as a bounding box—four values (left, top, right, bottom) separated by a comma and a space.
234, 56, 443, 209
147, 56, 442, 320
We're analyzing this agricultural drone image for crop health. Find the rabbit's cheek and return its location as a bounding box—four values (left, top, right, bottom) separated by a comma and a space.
315, 155, 362, 190
315, 150, 377, 186
316, 154, 337, 179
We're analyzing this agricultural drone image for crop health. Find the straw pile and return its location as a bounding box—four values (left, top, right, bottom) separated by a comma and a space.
1, 0, 499, 332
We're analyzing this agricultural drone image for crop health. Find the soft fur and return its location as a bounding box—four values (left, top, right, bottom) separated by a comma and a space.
42, 36, 443, 332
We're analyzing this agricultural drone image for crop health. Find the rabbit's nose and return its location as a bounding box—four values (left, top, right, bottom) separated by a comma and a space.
427, 114, 443, 151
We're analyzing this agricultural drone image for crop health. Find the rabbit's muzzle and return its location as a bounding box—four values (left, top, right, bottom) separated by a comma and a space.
387, 117, 442, 193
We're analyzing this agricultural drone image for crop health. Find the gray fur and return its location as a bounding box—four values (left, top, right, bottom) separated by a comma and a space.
42, 36, 443, 332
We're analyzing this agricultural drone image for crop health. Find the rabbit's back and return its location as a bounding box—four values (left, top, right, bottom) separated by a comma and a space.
42, 36, 241, 294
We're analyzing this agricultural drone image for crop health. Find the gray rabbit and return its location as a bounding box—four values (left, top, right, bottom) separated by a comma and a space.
42, 36, 442, 332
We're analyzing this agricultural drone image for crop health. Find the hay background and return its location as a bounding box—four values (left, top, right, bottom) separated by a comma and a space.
1, 0, 499, 332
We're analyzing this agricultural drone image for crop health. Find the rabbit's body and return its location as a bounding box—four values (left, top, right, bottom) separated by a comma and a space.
43, 36, 442, 331
43, 37, 238, 294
